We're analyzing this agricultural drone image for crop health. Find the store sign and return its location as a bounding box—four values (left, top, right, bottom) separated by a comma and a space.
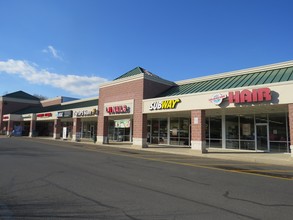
22, 114, 32, 119
149, 98, 181, 111
57, 110, 73, 118
37, 113, 52, 118
2, 115, 9, 120
229, 88, 271, 104
209, 93, 227, 105
115, 119, 131, 128
74, 108, 97, 117
106, 105, 130, 115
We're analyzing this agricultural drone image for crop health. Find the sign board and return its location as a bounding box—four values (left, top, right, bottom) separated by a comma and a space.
149, 98, 181, 111
62, 127, 67, 139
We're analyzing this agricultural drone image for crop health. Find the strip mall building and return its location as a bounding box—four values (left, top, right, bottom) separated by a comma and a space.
1, 61, 293, 156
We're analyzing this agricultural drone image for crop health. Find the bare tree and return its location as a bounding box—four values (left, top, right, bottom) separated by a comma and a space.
33, 94, 48, 100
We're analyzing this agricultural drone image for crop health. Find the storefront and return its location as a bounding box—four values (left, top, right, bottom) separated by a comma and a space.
144, 88, 291, 152
147, 115, 190, 146
146, 98, 190, 146
35, 112, 55, 137
206, 105, 289, 152
104, 100, 134, 143
73, 107, 98, 141
142, 61, 293, 154
2, 61, 293, 156
57, 110, 73, 139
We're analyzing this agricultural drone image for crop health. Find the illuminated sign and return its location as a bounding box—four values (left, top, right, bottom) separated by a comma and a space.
22, 114, 32, 119
149, 98, 181, 111
229, 88, 271, 104
57, 111, 73, 118
37, 113, 52, 118
209, 93, 227, 105
106, 105, 130, 114
3, 115, 9, 120
74, 108, 97, 117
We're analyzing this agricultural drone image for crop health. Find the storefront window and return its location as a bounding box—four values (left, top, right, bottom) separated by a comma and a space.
207, 112, 290, 153
159, 119, 168, 144
151, 119, 159, 144
269, 113, 289, 152
170, 118, 179, 145
81, 121, 97, 139
179, 118, 190, 146
240, 115, 255, 150
206, 116, 222, 148
108, 119, 131, 142
255, 114, 267, 123
148, 117, 190, 146
226, 115, 239, 149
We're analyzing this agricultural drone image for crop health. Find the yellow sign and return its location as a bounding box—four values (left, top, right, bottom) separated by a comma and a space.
149, 99, 181, 111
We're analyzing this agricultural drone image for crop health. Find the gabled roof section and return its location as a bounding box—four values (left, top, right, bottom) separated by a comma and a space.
158, 61, 293, 97
114, 67, 145, 80
3, 90, 40, 101
114, 66, 164, 81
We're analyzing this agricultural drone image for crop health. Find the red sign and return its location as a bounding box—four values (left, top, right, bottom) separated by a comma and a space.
3, 115, 9, 120
106, 105, 129, 114
229, 88, 271, 104
37, 113, 52, 118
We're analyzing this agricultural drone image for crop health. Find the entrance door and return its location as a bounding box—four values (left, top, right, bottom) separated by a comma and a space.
256, 124, 269, 151
90, 125, 95, 138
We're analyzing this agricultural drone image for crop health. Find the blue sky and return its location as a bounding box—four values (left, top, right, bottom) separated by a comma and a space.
0, 0, 292, 99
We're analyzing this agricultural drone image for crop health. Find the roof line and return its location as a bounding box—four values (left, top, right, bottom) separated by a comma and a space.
176, 60, 293, 85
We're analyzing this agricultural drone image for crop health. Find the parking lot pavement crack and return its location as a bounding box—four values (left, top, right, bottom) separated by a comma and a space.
223, 191, 293, 207
170, 176, 210, 186
43, 179, 141, 220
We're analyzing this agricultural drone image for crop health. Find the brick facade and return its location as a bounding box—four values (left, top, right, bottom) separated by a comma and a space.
190, 110, 207, 152
0, 99, 40, 133
97, 76, 172, 147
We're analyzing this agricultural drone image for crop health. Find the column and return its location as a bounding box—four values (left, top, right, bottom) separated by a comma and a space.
191, 110, 207, 153
53, 119, 61, 139
288, 104, 293, 157
72, 118, 81, 141
132, 114, 148, 148
97, 116, 108, 144
29, 115, 36, 137
7, 120, 14, 136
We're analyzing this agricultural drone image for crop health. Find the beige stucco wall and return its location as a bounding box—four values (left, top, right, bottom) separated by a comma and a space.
143, 82, 293, 114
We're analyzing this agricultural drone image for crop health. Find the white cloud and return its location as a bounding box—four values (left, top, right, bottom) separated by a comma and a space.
42, 45, 63, 60
0, 59, 108, 96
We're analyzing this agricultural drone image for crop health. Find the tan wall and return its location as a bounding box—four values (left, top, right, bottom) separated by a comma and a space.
143, 82, 293, 113
41, 98, 62, 107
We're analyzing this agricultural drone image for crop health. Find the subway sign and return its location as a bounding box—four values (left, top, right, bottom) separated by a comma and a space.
149, 98, 181, 111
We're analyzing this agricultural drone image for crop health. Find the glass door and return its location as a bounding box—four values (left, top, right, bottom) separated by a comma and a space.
256, 124, 269, 151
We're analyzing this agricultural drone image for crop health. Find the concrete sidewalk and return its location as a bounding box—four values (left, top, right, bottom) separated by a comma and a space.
94, 143, 293, 167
